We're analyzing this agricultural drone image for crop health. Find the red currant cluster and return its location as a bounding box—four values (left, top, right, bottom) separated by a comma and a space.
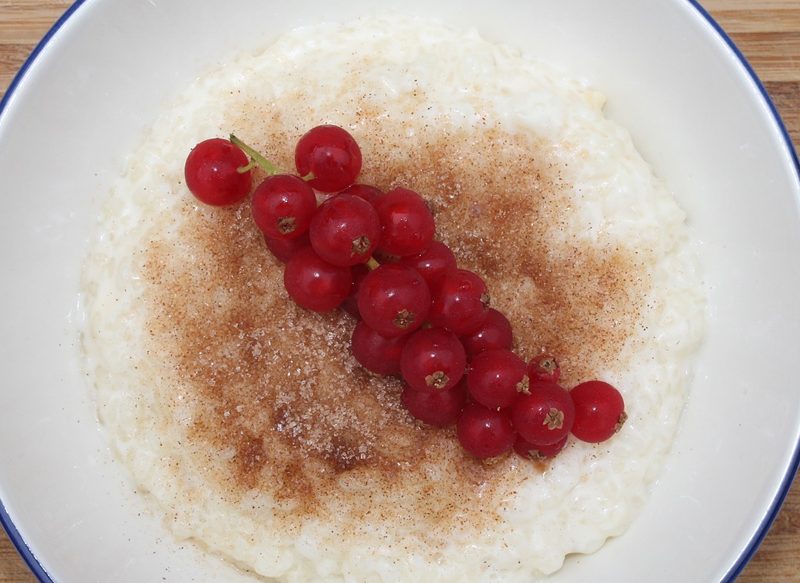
184, 125, 627, 462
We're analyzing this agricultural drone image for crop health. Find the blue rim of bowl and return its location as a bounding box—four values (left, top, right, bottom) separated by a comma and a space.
0, 1, 798, 582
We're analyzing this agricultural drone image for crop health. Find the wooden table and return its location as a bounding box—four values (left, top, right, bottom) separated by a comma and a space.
0, 1, 798, 581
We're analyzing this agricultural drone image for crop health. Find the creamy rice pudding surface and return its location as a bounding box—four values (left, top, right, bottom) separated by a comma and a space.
82, 17, 704, 583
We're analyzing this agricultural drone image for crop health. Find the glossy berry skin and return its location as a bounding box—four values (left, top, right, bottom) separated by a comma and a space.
184, 138, 252, 206
457, 403, 515, 459
374, 188, 435, 257
341, 263, 370, 318
401, 380, 466, 427
264, 232, 310, 263
309, 194, 380, 266
339, 183, 383, 205
252, 174, 317, 240
570, 381, 627, 443
429, 268, 490, 335
528, 353, 561, 383
398, 240, 457, 287
460, 308, 513, 358
400, 327, 466, 392
351, 321, 408, 376
514, 434, 568, 461
283, 247, 352, 312
467, 349, 529, 409
512, 382, 575, 446
295, 125, 362, 193
357, 264, 431, 337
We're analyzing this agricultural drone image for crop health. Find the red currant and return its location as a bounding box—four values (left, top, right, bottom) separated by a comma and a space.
528, 353, 561, 383
350, 320, 408, 376
295, 125, 362, 193
456, 403, 515, 459
429, 268, 490, 335
283, 247, 351, 312
309, 194, 380, 266
264, 232, 310, 263
511, 382, 575, 446
184, 138, 252, 206
513, 434, 568, 461
357, 264, 431, 337
341, 263, 370, 318
252, 174, 317, 240
460, 308, 513, 358
339, 183, 383, 205
400, 327, 466, 392
401, 380, 466, 427
374, 188, 435, 257
466, 349, 529, 409
570, 381, 627, 443
397, 240, 457, 287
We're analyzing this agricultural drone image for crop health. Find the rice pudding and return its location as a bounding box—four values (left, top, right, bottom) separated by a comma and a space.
82, 16, 704, 583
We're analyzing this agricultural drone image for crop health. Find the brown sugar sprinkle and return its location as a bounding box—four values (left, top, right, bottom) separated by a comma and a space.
142, 94, 649, 540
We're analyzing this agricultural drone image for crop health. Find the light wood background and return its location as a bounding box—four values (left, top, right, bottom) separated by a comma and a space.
0, 0, 798, 581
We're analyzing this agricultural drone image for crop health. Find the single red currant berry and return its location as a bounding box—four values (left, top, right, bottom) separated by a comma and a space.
401, 380, 466, 427
528, 353, 561, 383
460, 308, 513, 358
467, 349, 529, 409
511, 382, 575, 446
429, 268, 490, 335
400, 327, 466, 392
341, 263, 370, 318
184, 138, 251, 206
264, 232, 310, 263
513, 434, 568, 461
374, 188, 435, 257
357, 264, 431, 337
456, 403, 515, 459
252, 174, 317, 240
570, 380, 627, 443
398, 240, 457, 287
295, 125, 362, 193
351, 320, 408, 376
309, 194, 380, 266
283, 247, 352, 312
339, 183, 383, 205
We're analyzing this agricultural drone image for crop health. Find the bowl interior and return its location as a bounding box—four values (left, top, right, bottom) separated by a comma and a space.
0, 1, 798, 581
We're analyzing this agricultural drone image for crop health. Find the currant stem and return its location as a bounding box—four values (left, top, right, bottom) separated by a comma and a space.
230, 134, 282, 176
366, 257, 380, 271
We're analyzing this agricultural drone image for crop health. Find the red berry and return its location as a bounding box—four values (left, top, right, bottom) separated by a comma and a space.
309, 194, 380, 266
283, 247, 351, 312
429, 268, 490, 335
357, 264, 431, 337
511, 382, 575, 446
466, 349, 529, 409
341, 263, 370, 318
264, 232, 310, 263
374, 188, 435, 257
351, 321, 408, 376
401, 380, 466, 427
339, 183, 383, 205
397, 240, 457, 287
184, 138, 251, 206
528, 353, 561, 383
295, 125, 362, 193
570, 381, 627, 443
456, 403, 515, 459
400, 327, 466, 392
252, 174, 317, 240
460, 308, 513, 358
514, 434, 568, 461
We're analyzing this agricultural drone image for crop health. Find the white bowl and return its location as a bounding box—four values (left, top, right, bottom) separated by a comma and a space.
1, 1, 798, 581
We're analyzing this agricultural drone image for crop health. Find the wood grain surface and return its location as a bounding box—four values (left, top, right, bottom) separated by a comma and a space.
0, 1, 798, 581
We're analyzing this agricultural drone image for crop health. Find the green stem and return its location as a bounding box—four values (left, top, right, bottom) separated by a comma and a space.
230, 134, 282, 176
366, 257, 380, 271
